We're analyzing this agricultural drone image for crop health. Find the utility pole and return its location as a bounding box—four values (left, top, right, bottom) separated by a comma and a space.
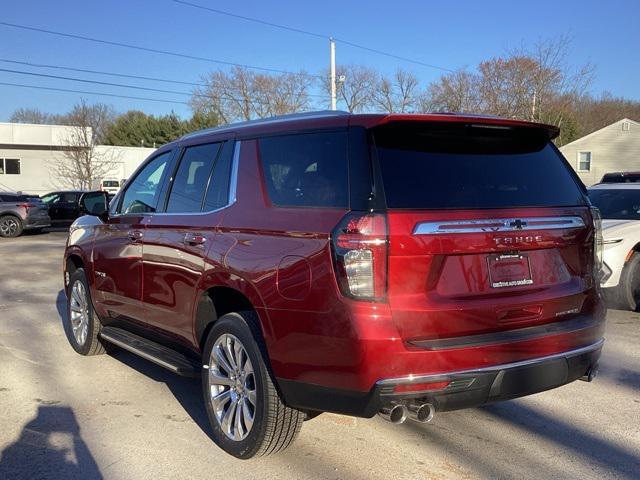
330, 37, 337, 111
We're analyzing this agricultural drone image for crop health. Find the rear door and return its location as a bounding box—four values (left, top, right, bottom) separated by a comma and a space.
372, 122, 594, 342
142, 139, 236, 346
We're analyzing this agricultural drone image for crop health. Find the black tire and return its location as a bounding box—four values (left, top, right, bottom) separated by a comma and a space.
0, 215, 23, 238
201, 312, 304, 459
64, 268, 108, 356
611, 252, 640, 311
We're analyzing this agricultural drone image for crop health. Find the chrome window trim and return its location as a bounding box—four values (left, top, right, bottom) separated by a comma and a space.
113, 140, 241, 218
228, 139, 240, 205
376, 339, 604, 386
413, 216, 586, 235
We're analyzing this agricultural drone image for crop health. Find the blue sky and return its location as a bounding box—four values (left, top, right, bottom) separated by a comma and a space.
1, 0, 638, 120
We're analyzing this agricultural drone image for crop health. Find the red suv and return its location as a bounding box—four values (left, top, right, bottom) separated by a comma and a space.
63, 112, 605, 459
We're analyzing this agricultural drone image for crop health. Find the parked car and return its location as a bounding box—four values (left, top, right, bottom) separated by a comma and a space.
100, 179, 121, 194
600, 171, 640, 183
588, 183, 640, 310
63, 111, 605, 459
40, 191, 85, 226
0, 192, 51, 237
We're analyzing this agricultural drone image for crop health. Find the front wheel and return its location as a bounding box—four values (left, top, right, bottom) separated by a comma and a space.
64, 268, 108, 355
202, 312, 304, 459
0, 215, 23, 238
608, 252, 640, 311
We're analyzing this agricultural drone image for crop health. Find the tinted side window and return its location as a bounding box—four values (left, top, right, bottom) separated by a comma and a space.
118, 151, 172, 214
166, 143, 221, 213
62, 193, 79, 203
203, 141, 234, 211
259, 131, 349, 208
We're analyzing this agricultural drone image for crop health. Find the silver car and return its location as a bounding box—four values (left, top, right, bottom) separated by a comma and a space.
0, 192, 51, 238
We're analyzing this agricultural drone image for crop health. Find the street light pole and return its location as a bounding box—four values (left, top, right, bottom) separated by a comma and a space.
330, 37, 337, 110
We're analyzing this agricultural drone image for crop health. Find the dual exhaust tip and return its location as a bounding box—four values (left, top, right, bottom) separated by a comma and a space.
378, 402, 435, 424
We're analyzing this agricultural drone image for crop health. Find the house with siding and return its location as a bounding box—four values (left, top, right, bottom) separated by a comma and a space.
560, 118, 640, 186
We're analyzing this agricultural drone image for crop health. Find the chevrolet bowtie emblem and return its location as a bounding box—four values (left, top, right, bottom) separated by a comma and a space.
509, 219, 527, 230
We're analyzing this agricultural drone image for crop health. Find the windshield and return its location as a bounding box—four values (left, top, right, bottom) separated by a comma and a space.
41, 194, 60, 204
588, 189, 640, 220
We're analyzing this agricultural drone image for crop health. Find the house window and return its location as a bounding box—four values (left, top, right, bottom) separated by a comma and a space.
622, 121, 630, 131
578, 151, 591, 172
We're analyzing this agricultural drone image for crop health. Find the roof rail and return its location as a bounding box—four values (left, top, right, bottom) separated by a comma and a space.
179, 110, 350, 141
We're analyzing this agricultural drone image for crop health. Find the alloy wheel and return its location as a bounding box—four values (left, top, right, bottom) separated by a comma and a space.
69, 280, 89, 346
207, 334, 257, 441
0, 217, 19, 237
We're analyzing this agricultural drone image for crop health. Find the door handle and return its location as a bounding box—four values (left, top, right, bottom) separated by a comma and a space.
128, 230, 144, 242
184, 233, 206, 246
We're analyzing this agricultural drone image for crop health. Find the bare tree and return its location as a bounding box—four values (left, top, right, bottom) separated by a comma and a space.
53, 100, 119, 190
421, 69, 482, 113
191, 67, 313, 123
372, 69, 420, 113
321, 64, 377, 112
10, 108, 56, 124
475, 36, 594, 122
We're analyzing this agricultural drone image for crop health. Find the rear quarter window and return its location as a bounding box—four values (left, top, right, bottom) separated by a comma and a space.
373, 123, 585, 209
258, 131, 349, 208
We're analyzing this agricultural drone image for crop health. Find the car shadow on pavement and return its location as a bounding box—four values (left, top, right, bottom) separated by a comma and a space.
109, 349, 213, 439
0, 406, 103, 480
482, 402, 640, 478
54, 290, 213, 442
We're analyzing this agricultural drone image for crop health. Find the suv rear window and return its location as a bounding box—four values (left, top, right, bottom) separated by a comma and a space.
259, 131, 348, 208
373, 123, 585, 209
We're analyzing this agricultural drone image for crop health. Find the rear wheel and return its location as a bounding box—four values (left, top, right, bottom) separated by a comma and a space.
202, 312, 304, 459
64, 268, 108, 355
0, 215, 23, 238
612, 252, 640, 311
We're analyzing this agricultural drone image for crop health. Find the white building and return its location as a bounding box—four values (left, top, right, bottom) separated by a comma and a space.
560, 118, 640, 186
0, 122, 156, 194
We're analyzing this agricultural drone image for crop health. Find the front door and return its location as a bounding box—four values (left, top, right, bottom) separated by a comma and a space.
92, 150, 174, 323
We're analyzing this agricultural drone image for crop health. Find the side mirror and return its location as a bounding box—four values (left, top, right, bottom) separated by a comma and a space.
79, 191, 109, 218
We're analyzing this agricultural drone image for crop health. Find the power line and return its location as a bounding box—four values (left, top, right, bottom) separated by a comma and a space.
333, 39, 455, 73
0, 67, 197, 97
0, 21, 319, 77
0, 69, 320, 108
0, 58, 204, 87
172, 0, 327, 39
0, 58, 329, 99
0, 81, 190, 105
170, 0, 454, 73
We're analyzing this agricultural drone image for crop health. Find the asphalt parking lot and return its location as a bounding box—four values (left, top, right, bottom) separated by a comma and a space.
0, 231, 638, 480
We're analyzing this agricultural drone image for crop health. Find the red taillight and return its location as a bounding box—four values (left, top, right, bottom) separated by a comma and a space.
331, 212, 388, 301
18, 202, 37, 213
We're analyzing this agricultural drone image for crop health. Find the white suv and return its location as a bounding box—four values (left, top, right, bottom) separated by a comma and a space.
589, 183, 640, 310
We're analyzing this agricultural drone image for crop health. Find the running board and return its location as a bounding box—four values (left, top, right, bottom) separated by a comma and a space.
100, 326, 201, 377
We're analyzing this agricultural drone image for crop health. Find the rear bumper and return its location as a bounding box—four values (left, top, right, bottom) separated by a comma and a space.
277, 339, 603, 417
24, 215, 51, 229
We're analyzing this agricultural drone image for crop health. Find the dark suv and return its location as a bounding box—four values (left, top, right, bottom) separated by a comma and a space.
63, 111, 605, 459
40, 191, 86, 226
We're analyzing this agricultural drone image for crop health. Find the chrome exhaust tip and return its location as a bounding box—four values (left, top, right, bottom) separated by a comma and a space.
407, 403, 435, 423
580, 364, 599, 382
378, 403, 408, 424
